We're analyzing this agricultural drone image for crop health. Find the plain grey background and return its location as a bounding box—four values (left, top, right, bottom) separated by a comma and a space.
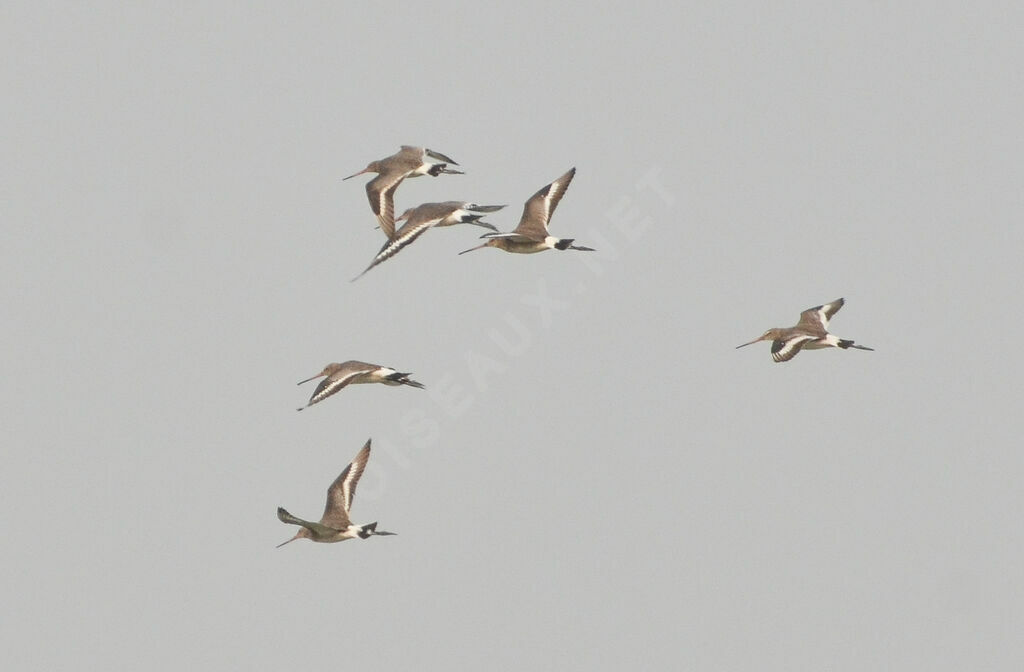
3, 3, 1022, 670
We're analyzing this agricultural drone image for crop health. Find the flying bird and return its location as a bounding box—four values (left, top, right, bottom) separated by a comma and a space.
458, 167, 594, 255
276, 439, 396, 547
352, 201, 506, 280
296, 360, 425, 411
736, 298, 874, 362
343, 146, 464, 238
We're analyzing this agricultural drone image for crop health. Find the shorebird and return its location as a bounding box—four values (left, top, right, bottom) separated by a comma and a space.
296, 360, 425, 411
276, 439, 396, 548
736, 298, 874, 362
458, 167, 595, 255
343, 146, 464, 238
352, 201, 506, 280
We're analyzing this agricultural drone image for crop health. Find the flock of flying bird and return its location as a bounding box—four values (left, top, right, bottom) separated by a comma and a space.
344, 145, 596, 281
275, 145, 875, 548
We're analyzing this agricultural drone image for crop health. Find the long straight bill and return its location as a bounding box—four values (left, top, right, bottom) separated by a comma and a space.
458, 243, 490, 255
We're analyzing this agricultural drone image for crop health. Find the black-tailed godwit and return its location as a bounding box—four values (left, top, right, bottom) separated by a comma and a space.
352, 201, 506, 280
296, 361, 425, 411
458, 167, 594, 255
276, 439, 396, 547
343, 146, 463, 238
736, 298, 874, 362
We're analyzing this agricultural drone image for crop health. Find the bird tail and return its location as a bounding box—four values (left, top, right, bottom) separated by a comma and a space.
837, 339, 874, 351
427, 164, 464, 176
388, 372, 426, 389
358, 522, 397, 539
555, 238, 595, 251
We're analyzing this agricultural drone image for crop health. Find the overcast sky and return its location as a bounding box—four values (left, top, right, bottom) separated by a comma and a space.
3, 3, 1022, 670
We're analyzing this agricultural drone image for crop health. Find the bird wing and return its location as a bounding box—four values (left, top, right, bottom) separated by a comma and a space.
410, 202, 462, 224
424, 148, 458, 165
353, 212, 447, 280
277, 507, 338, 536
771, 334, 819, 362
320, 440, 372, 528
479, 231, 536, 243
305, 365, 376, 407
277, 507, 311, 526
365, 171, 407, 239
512, 167, 576, 240
797, 298, 844, 332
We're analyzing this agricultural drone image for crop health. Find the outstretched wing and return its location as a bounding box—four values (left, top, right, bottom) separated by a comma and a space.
512, 167, 576, 240
353, 213, 446, 280
480, 231, 536, 243
365, 172, 407, 239
305, 366, 375, 407
277, 507, 311, 527
797, 298, 844, 332
320, 440, 372, 528
771, 334, 818, 362
424, 148, 458, 165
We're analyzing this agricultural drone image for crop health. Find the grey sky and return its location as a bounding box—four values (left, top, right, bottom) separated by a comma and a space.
3, 3, 1022, 670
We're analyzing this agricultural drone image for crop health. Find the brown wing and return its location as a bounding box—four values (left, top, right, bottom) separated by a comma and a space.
353, 212, 448, 280
796, 298, 844, 333
404, 202, 461, 226
771, 334, 818, 362
320, 440, 372, 529
365, 171, 408, 239
512, 167, 576, 240
304, 363, 376, 407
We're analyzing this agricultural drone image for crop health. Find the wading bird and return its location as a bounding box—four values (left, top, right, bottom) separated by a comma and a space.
276, 439, 396, 547
736, 298, 874, 362
458, 167, 594, 255
296, 361, 425, 411
352, 201, 506, 280
343, 146, 463, 238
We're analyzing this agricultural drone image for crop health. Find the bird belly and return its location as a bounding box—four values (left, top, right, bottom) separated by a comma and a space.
314, 526, 364, 543
804, 334, 840, 349
310, 529, 356, 543
372, 367, 402, 384
504, 240, 549, 254
337, 527, 361, 541
351, 368, 393, 384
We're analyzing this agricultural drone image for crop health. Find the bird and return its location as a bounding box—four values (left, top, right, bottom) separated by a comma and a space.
343, 146, 464, 238
296, 361, 425, 411
458, 167, 594, 255
735, 298, 874, 362
276, 439, 396, 548
352, 201, 506, 280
